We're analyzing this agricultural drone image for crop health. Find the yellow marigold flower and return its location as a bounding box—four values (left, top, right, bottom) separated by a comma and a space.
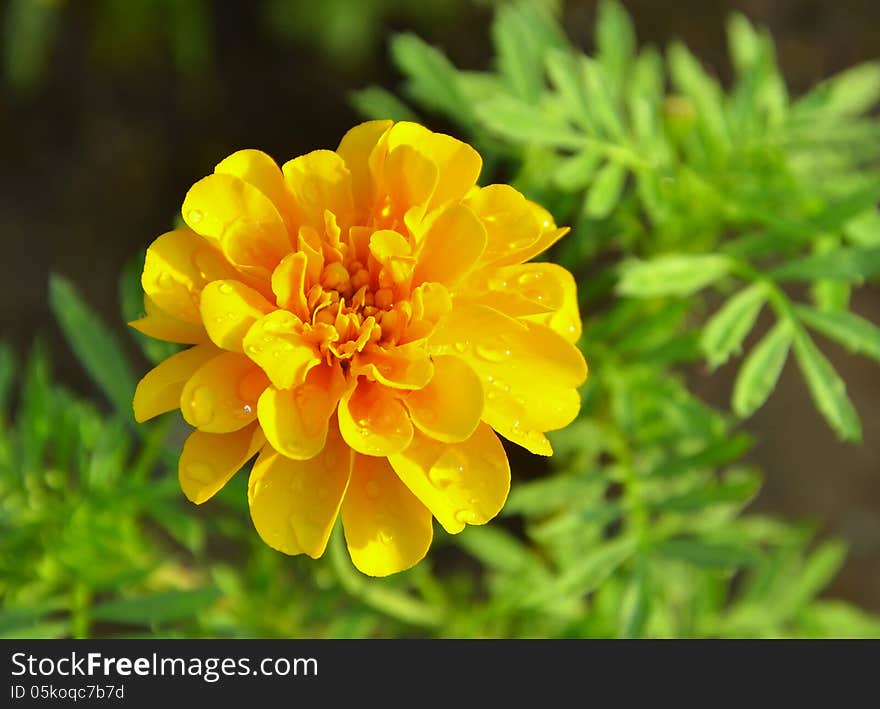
131, 121, 587, 576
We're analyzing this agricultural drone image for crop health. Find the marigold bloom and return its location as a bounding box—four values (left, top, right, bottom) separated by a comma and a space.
131, 121, 587, 576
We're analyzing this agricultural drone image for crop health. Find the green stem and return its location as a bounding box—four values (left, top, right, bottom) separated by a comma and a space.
328, 523, 443, 629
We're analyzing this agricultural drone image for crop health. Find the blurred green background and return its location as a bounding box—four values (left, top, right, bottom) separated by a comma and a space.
1, 0, 878, 637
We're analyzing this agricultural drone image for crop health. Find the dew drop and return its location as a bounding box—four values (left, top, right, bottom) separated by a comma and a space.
217, 282, 233, 295
378, 530, 394, 545
453, 341, 470, 353
185, 462, 214, 483
474, 344, 508, 363
156, 272, 174, 289
454, 509, 476, 525
243, 404, 253, 415
187, 209, 204, 225
188, 386, 216, 426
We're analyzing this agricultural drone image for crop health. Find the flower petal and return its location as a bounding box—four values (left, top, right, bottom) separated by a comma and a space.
271, 252, 310, 319
341, 453, 433, 576
142, 228, 237, 323
338, 380, 413, 456
215, 149, 301, 235
248, 422, 352, 558
133, 343, 219, 422
412, 203, 487, 288
282, 150, 355, 230
182, 172, 290, 276
351, 344, 434, 390
200, 280, 275, 352
389, 423, 509, 534
464, 184, 542, 266
386, 122, 481, 209
178, 421, 265, 504
429, 304, 587, 455
180, 351, 267, 433
382, 144, 439, 218
336, 119, 393, 212
257, 362, 346, 460
242, 310, 321, 390
129, 295, 208, 344
403, 354, 483, 442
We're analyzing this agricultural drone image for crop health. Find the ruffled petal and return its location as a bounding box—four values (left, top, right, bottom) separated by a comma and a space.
385, 122, 481, 210
350, 344, 433, 390
282, 150, 355, 230
336, 119, 393, 213
133, 342, 219, 422
248, 421, 352, 558
412, 203, 487, 288
271, 252, 310, 319
178, 421, 265, 504
338, 380, 413, 456
180, 351, 267, 433
242, 310, 321, 390
465, 184, 542, 266
341, 453, 433, 576
257, 362, 346, 460
382, 144, 439, 220
403, 354, 483, 442
142, 228, 237, 323
429, 304, 587, 455
181, 172, 290, 277
215, 149, 301, 235
200, 280, 275, 352
129, 294, 208, 344
389, 423, 509, 534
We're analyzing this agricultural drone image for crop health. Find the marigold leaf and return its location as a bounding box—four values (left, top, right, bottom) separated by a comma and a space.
732, 320, 793, 418
390, 33, 470, 121
617, 254, 732, 297
701, 282, 767, 369
585, 160, 627, 218
770, 247, 880, 282
455, 525, 541, 575
91, 588, 222, 626
596, 0, 636, 90
795, 305, 880, 363
792, 329, 862, 442
474, 95, 583, 148
794, 61, 880, 119
49, 275, 136, 418
656, 538, 760, 568
350, 86, 419, 123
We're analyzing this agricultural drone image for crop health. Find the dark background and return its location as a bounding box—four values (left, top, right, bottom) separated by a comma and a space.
1, 0, 877, 611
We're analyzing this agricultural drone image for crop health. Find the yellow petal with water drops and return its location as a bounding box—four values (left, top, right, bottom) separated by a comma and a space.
519, 264, 582, 343
338, 380, 413, 457
142, 228, 237, 323
341, 453, 433, 577
282, 150, 355, 230
403, 354, 483, 442
351, 344, 433, 390
412, 204, 487, 288
430, 304, 586, 454
200, 280, 275, 352
242, 310, 321, 390
507, 200, 569, 265
464, 184, 542, 267
336, 119, 393, 212
179, 421, 265, 504
271, 252, 310, 320
386, 122, 481, 210
215, 149, 301, 236
129, 294, 208, 344
133, 343, 219, 422
257, 362, 346, 460
180, 351, 267, 433
181, 173, 290, 275
382, 144, 439, 219
472, 262, 581, 342
248, 422, 352, 558
389, 423, 509, 535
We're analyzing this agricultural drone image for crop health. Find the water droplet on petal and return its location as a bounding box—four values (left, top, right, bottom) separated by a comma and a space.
187, 209, 204, 225
185, 462, 214, 483
189, 386, 216, 427
474, 344, 507, 363
243, 404, 253, 415
378, 529, 394, 545
454, 509, 476, 525
454, 341, 470, 353
217, 282, 233, 295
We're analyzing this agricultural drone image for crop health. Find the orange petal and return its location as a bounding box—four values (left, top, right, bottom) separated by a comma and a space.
242, 310, 321, 390
180, 351, 267, 433
341, 453, 433, 576
403, 355, 483, 442
338, 380, 413, 456
200, 280, 275, 352
412, 203, 487, 288
351, 344, 434, 390
178, 421, 265, 504
464, 184, 542, 267
389, 423, 509, 534
271, 252, 310, 319
257, 362, 346, 460
282, 150, 355, 230
248, 422, 352, 558
132, 342, 219, 422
